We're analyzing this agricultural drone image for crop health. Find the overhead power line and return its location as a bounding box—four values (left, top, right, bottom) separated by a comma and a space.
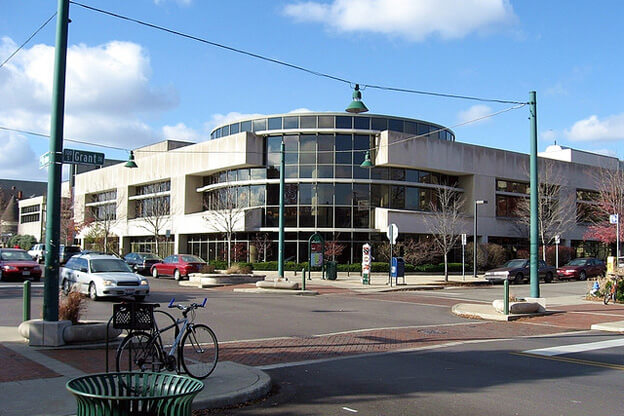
0, 12, 57, 69
68, 1, 527, 106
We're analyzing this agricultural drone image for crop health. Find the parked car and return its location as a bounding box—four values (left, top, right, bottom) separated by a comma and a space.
0, 248, 42, 281
557, 258, 606, 280
485, 259, 556, 284
124, 252, 163, 275
150, 254, 206, 281
81, 250, 120, 258
59, 245, 82, 264
28, 243, 45, 263
60, 253, 149, 301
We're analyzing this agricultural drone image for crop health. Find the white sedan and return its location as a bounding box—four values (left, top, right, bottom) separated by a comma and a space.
60, 253, 150, 301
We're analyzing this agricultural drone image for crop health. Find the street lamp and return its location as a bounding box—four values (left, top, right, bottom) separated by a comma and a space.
473, 200, 487, 278
277, 137, 285, 279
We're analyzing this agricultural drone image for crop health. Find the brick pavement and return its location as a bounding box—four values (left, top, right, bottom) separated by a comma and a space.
0, 344, 59, 382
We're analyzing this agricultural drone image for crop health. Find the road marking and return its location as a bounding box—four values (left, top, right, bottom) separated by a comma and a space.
512, 352, 624, 371
0, 284, 44, 289
523, 338, 624, 356
342, 407, 358, 413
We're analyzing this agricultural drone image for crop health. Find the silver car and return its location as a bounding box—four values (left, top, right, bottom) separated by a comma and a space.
60, 254, 149, 301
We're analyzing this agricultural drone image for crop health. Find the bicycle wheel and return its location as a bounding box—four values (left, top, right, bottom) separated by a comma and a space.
180, 324, 218, 379
116, 331, 164, 373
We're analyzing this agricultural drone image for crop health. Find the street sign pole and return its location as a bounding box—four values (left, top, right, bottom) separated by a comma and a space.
461, 233, 467, 281
610, 214, 619, 263
386, 224, 398, 287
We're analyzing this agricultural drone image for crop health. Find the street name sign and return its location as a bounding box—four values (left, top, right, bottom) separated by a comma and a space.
62, 148, 105, 166
39, 151, 52, 169
610, 214, 619, 224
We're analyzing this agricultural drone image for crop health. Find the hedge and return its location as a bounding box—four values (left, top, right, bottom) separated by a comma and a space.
209, 260, 464, 273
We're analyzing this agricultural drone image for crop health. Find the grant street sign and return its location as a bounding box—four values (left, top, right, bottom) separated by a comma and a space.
62, 148, 105, 166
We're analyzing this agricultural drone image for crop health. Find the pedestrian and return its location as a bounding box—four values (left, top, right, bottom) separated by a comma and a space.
590, 280, 600, 297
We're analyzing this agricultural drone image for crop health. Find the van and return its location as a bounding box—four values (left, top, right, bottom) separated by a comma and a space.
28, 244, 45, 263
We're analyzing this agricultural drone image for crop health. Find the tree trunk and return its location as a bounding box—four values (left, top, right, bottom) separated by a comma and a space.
227, 234, 232, 268
444, 252, 449, 282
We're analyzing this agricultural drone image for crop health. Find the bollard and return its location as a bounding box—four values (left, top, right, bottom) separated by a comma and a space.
302, 268, 306, 291
503, 278, 509, 315
23, 280, 31, 321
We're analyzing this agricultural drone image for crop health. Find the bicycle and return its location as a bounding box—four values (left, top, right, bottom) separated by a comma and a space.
115, 298, 218, 379
604, 275, 621, 305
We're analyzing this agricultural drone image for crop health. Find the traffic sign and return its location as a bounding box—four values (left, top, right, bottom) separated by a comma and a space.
62, 148, 105, 166
386, 223, 399, 244
39, 151, 52, 169
554, 235, 560, 245
461, 233, 467, 246
610, 214, 619, 224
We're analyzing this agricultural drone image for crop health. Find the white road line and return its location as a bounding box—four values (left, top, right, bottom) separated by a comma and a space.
0, 284, 44, 289
524, 338, 624, 356
342, 407, 358, 413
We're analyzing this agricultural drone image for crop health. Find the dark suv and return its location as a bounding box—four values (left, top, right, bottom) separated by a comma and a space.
59, 245, 81, 265
123, 252, 163, 274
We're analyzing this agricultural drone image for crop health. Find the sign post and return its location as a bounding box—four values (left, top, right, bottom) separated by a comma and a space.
611, 214, 619, 263
461, 233, 467, 281
362, 243, 371, 285
554, 235, 560, 268
308, 233, 325, 280
386, 223, 398, 287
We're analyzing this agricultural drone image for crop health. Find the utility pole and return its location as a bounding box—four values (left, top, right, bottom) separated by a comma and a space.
277, 138, 285, 279
529, 91, 540, 298
43, 0, 69, 321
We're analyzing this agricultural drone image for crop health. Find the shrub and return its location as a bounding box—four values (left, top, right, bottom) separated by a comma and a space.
58, 291, 86, 324
200, 264, 216, 273
208, 260, 228, 270
226, 263, 252, 274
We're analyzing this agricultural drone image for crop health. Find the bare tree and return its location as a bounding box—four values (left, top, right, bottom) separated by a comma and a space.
136, 194, 172, 257
514, 160, 577, 261
583, 168, 624, 244
203, 185, 244, 268
423, 187, 465, 282
401, 238, 439, 266
252, 233, 272, 262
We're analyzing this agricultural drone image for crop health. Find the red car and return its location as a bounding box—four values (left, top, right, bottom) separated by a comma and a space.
557, 257, 606, 280
0, 248, 42, 281
150, 254, 206, 281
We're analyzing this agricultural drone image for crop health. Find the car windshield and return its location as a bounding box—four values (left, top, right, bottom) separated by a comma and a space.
567, 258, 588, 266
141, 253, 160, 260
1, 251, 33, 261
91, 259, 133, 273
504, 260, 527, 268
180, 255, 205, 263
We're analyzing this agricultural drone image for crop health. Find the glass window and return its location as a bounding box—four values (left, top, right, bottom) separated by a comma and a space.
249, 185, 264, 206
335, 207, 352, 228
316, 183, 334, 205
335, 165, 352, 178
222, 125, 230, 136
316, 206, 333, 227
335, 134, 352, 164
335, 183, 352, 205
405, 169, 419, 182
317, 135, 334, 164
371, 184, 389, 208
353, 166, 370, 179
253, 119, 267, 132
227, 170, 237, 182
371, 117, 388, 131
299, 206, 315, 227
391, 168, 405, 181
241, 120, 252, 132
353, 151, 366, 166
285, 166, 298, 178
388, 118, 403, 132
268, 117, 282, 130
238, 186, 249, 208
283, 116, 298, 129
405, 187, 420, 210
336, 116, 352, 129
318, 115, 334, 128
299, 135, 316, 164
230, 123, 240, 134
265, 207, 279, 227
353, 183, 369, 206
353, 209, 370, 228
371, 167, 389, 180
390, 185, 405, 209
250, 168, 266, 180
266, 166, 280, 179
238, 169, 250, 181
300, 183, 313, 204
419, 188, 436, 210
284, 135, 298, 165
353, 134, 369, 150
417, 123, 430, 135
354, 116, 370, 130
267, 184, 280, 205
404, 121, 418, 135
285, 184, 298, 205
285, 207, 297, 227
299, 165, 315, 178
317, 165, 333, 178
300, 116, 316, 129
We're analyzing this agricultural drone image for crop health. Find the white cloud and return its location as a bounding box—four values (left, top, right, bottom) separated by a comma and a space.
205, 112, 265, 131
564, 114, 624, 142
540, 129, 557, 142
0, 38, 178, 151
457, 104, 492, 125
162, 122, 205, 142
0, 131, 45, 180
154, 0, 192, 6
289, 108, 313, 113
283, 0, 516, 41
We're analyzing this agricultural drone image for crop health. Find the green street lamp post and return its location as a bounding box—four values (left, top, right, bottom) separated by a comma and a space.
277, 138, 285, 279
529, 91, 539, 298
473, 200, 487, 278
43, 0, 70, 322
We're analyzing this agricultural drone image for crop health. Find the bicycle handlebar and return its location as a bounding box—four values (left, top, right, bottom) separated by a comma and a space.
167, 298, 207, 311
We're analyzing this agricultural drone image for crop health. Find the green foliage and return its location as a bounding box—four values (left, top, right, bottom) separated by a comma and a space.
7, 234, 37, 250
208, 260, 228, 270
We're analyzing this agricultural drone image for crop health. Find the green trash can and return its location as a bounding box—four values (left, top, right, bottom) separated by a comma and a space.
66, 372, 204, 416
326, 261, 338, 280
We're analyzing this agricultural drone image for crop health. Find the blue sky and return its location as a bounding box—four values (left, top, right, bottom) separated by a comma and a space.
1, 0, 623, 181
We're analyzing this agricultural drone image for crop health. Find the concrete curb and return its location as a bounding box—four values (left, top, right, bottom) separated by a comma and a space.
192, 361, 271, 410
451, 303, 557, 322
233, 288, 318, 295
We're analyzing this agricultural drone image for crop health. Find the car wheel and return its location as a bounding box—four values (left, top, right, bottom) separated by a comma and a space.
544, 272, 553, 283
134, 295, 145, 302
0, 270, 3, 281
89, 282, 99, 301
579, 271, 587, 281
173, 269, 181, 281
514, 273, 524, 284
152, 268, 159, 279
62, 279, 70, 295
